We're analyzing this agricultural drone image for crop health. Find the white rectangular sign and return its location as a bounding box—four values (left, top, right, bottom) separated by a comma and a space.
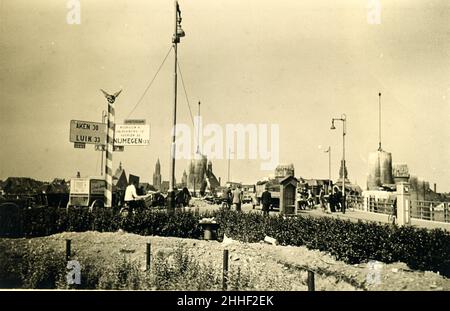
114, 124, 150, 146
70, 120, 106, 145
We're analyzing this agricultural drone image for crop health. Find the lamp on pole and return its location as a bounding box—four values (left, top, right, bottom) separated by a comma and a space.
168, 0, 185, 212
331, 114, 347, 213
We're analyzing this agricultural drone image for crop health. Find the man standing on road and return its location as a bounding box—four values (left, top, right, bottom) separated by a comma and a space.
261, 185, 272, 217
232, 185, 243, 212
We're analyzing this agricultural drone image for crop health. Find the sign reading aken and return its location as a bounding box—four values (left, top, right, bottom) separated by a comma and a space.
70, 120, 106, 145
114, 124, 150, 146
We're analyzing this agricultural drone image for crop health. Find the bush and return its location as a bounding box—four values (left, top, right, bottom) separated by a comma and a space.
0, 241, 66, 289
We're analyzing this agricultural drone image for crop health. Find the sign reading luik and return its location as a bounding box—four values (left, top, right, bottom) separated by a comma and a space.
70, 120, 106, 145
114, 124, 150, 146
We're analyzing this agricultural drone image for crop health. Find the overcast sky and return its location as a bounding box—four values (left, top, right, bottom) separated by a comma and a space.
1, 0, 449, 191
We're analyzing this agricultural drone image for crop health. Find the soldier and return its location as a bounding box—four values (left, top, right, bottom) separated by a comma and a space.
261, 185, 272, 216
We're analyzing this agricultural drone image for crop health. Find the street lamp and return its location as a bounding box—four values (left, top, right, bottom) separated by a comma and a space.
330, 114, 347, 213
168, 1, 186, 212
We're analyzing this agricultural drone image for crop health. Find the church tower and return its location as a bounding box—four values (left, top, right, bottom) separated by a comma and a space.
153, 158, 162, 191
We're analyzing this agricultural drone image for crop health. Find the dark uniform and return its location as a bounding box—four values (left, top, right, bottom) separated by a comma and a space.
261, 190, 272, 216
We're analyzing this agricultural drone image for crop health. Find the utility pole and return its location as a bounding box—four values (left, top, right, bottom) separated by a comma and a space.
168, 0, 185, 211
196, 101, 201, 154
227, 148, 231, 183
378, 92, 382, 151
100, 110, 107, 176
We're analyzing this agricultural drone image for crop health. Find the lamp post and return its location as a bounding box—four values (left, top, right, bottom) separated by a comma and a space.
168, 0, 185, 212
331, 114, 347, 213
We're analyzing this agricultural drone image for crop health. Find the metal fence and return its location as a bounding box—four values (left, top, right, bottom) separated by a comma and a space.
366, 196, 394, 215
409, 200, 450, 223
346, 195, 395, 215
346, 195, 450, 224
346, 195, 365, 211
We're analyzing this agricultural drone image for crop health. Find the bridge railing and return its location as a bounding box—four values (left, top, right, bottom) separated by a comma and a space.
409, 200, 449, 223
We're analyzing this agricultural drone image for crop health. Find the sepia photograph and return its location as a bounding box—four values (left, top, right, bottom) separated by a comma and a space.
0, 0, 449, 303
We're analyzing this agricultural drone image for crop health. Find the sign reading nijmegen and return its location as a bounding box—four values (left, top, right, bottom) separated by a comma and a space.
114, 124, 150, 146
70, 120, 107, 145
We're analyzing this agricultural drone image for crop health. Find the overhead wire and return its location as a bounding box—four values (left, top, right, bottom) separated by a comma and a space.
126, 45, 173, 119
177, 61, 195, 126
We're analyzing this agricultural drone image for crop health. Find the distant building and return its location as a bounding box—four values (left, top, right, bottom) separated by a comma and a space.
2, 177, 45, 195
337, 159, 350, 185
113, 162, 128, 191
367, 150, 394, 190
161, 181, 170, 193
181, 170, 188, 188
46, 178, 69, 194
187, 153, 220, 194
275, 164, 295, 178
153, 159, 162, 191
139, 182, 157, 194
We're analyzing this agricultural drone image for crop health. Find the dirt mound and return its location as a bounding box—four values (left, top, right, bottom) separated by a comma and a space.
1, 231, 448, 290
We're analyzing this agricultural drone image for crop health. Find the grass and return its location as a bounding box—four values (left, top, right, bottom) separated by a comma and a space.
0, 241, 258, 290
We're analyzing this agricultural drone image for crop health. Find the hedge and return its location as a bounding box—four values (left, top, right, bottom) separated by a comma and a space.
215, 210, 450, 276
0, 206, 449, 277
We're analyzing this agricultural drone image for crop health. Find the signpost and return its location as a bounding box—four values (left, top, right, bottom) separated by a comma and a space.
100, 89, 122, 208
114, 124, 150, 146
70, 120, 106, 145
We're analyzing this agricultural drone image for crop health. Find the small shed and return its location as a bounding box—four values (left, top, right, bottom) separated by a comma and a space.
279, 176, 298, 215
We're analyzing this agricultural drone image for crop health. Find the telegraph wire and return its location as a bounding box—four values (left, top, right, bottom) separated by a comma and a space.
126, 45, 173, 119
177, 61, 195, 126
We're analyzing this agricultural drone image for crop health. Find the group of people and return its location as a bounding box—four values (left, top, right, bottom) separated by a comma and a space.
297, 186, 346, 214
221, 185, 244, 212
121, 180, 192, 214
297, 189, 317, 210
328, 187, 344, 213
221, 184, 272, 216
